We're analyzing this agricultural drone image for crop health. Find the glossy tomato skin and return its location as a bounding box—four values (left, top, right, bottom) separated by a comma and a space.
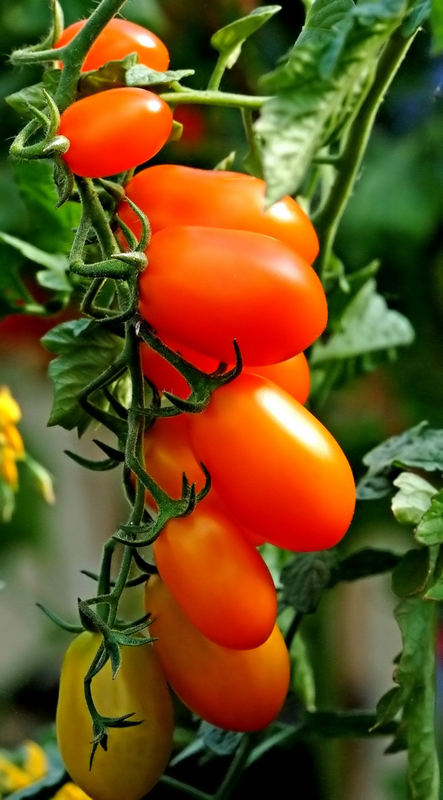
153, 496, 277, 649
141, 342, 310, 404
59, 88, 172, 178
118, 164, 319, 263
187, 374, 356, 551
145, 576, 290, 732
55, 18, 169, 73
56, 632, 173, 800
139, 226, 327, 366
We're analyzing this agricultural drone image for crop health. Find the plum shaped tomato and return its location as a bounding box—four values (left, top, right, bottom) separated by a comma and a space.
153, 496, 277, 649
138, 226, 327, 366
59, 88, 172, 178
55, 18, 169, 73
117, 164, 319, 263
145, 576, 290, 732
187, 373, 356, 551
56, 632, 173, 800
141, 341, 311, 404
142, 414, 266, 547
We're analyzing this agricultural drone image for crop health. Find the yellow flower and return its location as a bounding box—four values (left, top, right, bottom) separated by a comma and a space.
0, 387, 21, 426
0, 741, 47, 795
0, 387, 24, 492
52, 782, 93, 800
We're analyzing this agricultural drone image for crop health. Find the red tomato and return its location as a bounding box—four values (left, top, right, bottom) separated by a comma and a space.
118, 164, 319, 263
187, 374, 356, 550
153, 496, 277, 649
59, 88, 172, 177
145, 576, 290, 731
55, 18, 169, 72
143, 415, 265, 546
139, 226, 327, 366
141, 343, 310, 404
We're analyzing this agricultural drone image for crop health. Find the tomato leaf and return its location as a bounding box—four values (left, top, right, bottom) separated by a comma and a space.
281, 551, 338, 614
0, 257, 40, 318
430, 0, 443, 53
13, 160, 81, 254
415, 490, 443, 546
0, 231, 71, 292
125, 66, 195, 87
42, 319, 123, 434
311, 279, 414, 364
256, 0, 412, 202
5, 69, 61, 119
391, 547, 438, 598
198, 722, 244, 755
391, 472, 437, 527
211, 5, 281, 70
77, 54, 139, 97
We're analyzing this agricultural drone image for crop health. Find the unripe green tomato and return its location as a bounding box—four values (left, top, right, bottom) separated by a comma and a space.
56, 632, 174, 800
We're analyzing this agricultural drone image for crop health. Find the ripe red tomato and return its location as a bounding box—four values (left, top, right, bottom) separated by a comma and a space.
141, 342, 310, 403
142, 415, 265, 546
139, 226, 327, 365
118, 164, 319, 263
187, 374, 356, 550
145, 576, 290, 732
59, 88, 173, 177
55, 18, 169, 72
153, 496, 277, 649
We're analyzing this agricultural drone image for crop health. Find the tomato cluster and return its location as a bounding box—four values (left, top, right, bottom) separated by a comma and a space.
52, 15, 356, 800
55, 19, 173, 177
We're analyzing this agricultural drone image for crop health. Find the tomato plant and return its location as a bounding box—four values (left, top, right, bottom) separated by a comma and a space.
118, 164, 319, 263
58, 88, 173, 177
56, 632, 174, 800
153, 496, 277, 649
139, 225, 327, 365
145, 576, 290, 732
187, 373, 356, 550
55, 18, 170, 72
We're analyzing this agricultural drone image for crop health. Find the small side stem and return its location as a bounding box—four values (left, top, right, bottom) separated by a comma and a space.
315, 29, 416, 281
159, 89, 270, 109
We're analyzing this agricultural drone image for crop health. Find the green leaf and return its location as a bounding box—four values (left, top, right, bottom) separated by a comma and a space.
256, 0, 411, 201
361, 422, 443, 479
431, 0, 443, 53
77, 54, 139, 97
402, 0, 431, 36
391, 548, 436, 598
415, 490, 443, 546
391, 472, 436, 527
198, 722, 244, 755
310, 279, 414, 364
395, 599, 439, 798
331, 547, 400, 583
42, 319, 123, 434
13, 160, 81, 254
0, 258, 39, 318
5, 69, 61, 119
211, 5, 281, 70
0, 231, 70, 292
280, 550, 338, 614
125, 66, 195, 87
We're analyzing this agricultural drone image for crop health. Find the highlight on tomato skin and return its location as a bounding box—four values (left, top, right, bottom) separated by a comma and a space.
187, 373, 356, 551
139, 225, 327, 366
145, 576, 290, 732
153, 495, 278, 649
59, 88, 173, 178
141, 341, 311, 404
54, 18, 170, 73
118, 163, 319, 263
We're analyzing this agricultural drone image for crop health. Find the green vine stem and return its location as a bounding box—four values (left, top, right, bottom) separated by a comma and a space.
314, 29, 417, 282
159, 89, 270, 109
